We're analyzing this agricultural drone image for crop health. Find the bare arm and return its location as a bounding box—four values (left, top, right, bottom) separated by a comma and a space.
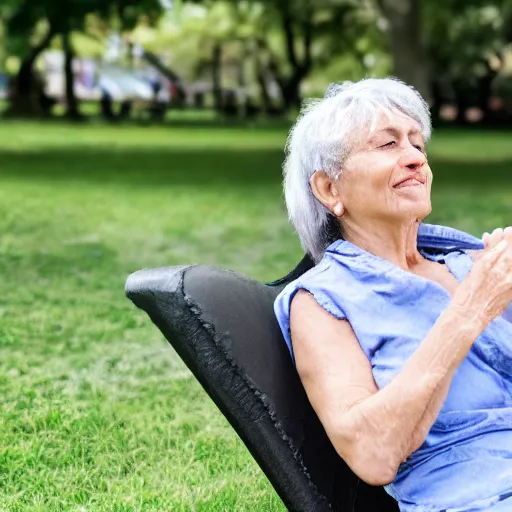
291, 234, 512, 486
291, 292, 479, 485
403, 234, 512, 451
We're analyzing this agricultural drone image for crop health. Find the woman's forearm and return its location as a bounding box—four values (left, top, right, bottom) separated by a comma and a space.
341, 305, 484, 480
390, 304, 481, 457
405, 373, 452, 455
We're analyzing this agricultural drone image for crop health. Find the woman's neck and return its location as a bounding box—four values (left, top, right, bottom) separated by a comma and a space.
341, 218, 424, 271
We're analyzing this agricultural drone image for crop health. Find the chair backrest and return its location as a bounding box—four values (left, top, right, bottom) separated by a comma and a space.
125, 260, 399, 512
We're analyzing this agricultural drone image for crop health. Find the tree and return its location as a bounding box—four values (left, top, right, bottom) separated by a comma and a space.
6, 1, 56, 116
178, 0, 368, 110
254, 0, 362, 109
136, 1, 265, 113
424, 0, 511, 124
5, 0, 163, 118
374, 0, 431, 103
374, 0, 512, 120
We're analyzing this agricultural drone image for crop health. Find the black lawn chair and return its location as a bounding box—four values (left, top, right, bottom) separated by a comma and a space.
125, 256, 399, 512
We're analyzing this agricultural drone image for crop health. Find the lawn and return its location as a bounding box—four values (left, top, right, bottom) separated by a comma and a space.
0, 120, 511, 511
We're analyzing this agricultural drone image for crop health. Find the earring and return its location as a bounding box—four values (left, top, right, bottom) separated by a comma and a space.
333, 204, 343, 217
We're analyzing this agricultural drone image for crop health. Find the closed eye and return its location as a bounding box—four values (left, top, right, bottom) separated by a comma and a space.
378, 141, 426, 155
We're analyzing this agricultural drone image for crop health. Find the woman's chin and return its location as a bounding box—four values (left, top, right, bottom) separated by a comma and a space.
394, 200, 432, 221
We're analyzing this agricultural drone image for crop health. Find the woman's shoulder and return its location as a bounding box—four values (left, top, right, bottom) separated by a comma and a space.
277, 252, 342, 297
273, 254, 348, 360
274, 251, 354, 321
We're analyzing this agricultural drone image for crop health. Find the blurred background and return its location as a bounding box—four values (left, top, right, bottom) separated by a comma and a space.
2, 0, 512, 123
0, 0, 511, 510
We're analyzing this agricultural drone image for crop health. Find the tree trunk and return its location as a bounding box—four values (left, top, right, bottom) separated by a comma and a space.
62, 28, 80, 119
0, 15, 6, 72
282, 73, 302, 109
274, 0, 313, 110
255, 37, 285, 111
255, 55, 273, 113
212, 43, 223, 111
238, 41, 248, 117
6, 24, 56, 117
452, 77, 471, 125
476, 62, 498, 124
378, 0, 431, 104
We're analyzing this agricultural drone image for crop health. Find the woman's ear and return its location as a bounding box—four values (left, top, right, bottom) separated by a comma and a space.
310, 170, 344, 217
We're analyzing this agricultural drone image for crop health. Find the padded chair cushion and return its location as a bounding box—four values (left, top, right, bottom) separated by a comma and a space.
125, 263, 399, 512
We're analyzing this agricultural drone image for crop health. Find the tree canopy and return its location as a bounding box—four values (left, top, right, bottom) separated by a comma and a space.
1, 0, 512, 121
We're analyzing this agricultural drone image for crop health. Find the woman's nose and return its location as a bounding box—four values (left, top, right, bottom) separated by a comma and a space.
399, 144, 426, 170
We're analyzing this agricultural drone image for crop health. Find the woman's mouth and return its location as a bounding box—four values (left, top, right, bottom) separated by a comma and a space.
393, 177, 425, 189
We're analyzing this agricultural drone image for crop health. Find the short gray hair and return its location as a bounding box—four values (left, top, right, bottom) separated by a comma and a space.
283, 77, 432, 262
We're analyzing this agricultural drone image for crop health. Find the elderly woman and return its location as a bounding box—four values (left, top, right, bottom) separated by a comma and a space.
274, 78, 512, 512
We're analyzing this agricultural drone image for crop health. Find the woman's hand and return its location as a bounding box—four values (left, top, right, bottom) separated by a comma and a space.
482, 227, 512, 250
455, 227, 512, 328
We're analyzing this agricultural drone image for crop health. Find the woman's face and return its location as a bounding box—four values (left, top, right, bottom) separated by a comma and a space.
335, 108, 432, 225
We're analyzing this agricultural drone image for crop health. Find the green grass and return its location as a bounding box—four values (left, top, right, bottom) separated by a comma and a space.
0, 120, 511, 511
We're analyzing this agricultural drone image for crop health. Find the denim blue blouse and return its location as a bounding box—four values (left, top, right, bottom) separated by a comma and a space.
274, 223, 512, 512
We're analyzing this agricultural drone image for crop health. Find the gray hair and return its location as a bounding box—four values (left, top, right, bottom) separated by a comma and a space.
283, 77, 432, 262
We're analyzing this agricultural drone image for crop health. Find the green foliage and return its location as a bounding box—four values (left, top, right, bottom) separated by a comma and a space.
424, 0, 507, 78
135, 0, 382, 107
5, 0, 164, 60
8, 0, 512, 112
136, 2, 252, 81
0, 120, 511, 509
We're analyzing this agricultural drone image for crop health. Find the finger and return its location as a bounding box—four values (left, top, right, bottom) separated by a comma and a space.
488, 228, 505, 249
505, 226, 512, 240
482, 232, 490, 248
486, 237, 509, 262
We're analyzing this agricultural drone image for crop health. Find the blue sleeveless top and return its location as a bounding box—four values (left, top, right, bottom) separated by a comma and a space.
274, 223, 512, 512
